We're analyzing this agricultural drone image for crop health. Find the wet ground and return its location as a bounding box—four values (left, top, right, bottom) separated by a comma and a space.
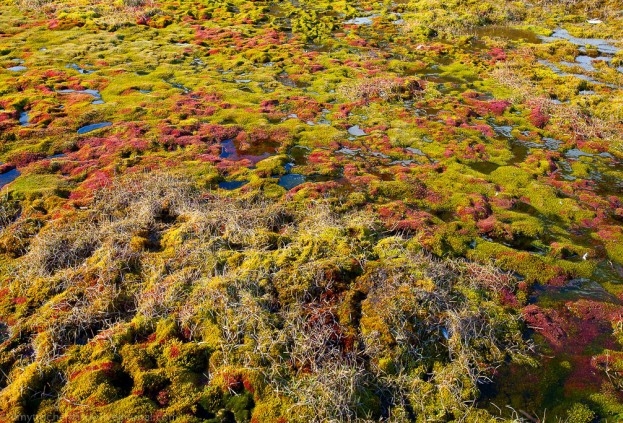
1, 0, 623, 419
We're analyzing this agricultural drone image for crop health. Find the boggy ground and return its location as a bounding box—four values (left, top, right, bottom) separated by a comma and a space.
0, 0, 623, 421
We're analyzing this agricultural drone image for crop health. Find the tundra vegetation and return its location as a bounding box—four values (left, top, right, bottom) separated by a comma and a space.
0, 0, 622, 421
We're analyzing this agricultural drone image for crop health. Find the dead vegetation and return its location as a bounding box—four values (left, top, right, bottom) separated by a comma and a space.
338, 78, 424, 103
0, 173, 537, 421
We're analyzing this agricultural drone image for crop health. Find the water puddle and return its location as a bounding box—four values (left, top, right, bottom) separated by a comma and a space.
278, 173, 306, 190
165, 79, 191, 94
571, 55, 613, 72
0, 169, 20, 188
543, 137, 562, 151
67, 63, 94, 74
405, 147, 426, 156
347, 125, 366, 137
276, 72, 308, 88
7, 66, 27, 72
389, 159, 416, 166
491, 124, 513, 138
77, 122, 112, 134
509, 142, 530, 164
288, 145, 311, 165
19, 111, 29, 126
540, 29, 620, 55
537, 30, 623, 78
57, 88, 104, 104
344, 16, 378, 25
218, 180, 248, 190
220, 139, 239, 159
593, 259, 623, 287
338, 146, 396, 160
564, 148, 594, 159
369, 151, 390, 159
532, 278, 621, 305
473, 26, 542, 44
336, 147, 361, 156
220, 139, 274, 164
556, 159, 576, 180
467, 161, 500, 174
537, 59, 618, 88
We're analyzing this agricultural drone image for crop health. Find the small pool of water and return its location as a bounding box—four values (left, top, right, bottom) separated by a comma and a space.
288, 145, 311, 165
336, 147, 361, 156
220, 139, 238, 159
7, 66, 27, 72
0, 169, 20, 188
537, 59, 618, 88
565, 148, 594, 159
474, 26, 542, 44
19, 111, 29, 126
347, 125, 366, 136
218, 180, 248, 190
344, 16, 378, 25
165, 80, 191, 94
467, 161, 501, 174
67, 63, 94, 74
491, 124, 514, 138
531, 278, 621, 306
278, 173, 306, 190
572, 55, 612, 72
77, 122, 112, 134
540, 29, 620, 55
405, 147, 426, 156
509, 142, 530, 164
220, 139, 274, 164
543, 137, 562, 151
276, 72, 308, 88
57, 88, 104, 104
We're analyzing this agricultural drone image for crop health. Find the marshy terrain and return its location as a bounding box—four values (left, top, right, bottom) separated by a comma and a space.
1, 0, 623, 421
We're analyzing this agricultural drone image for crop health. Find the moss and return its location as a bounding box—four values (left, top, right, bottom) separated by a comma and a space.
224, 391, 254, 422
0, 363, 50, 418
488, 166, 534, 195
250, 393, 292, 423
133, 369, 168, 394
122, 344, 156, 376
154, 318, 179, 343
163, 341, 211, 372
424, 221, 474, 256
603, 238, 623, 266
254, 155, 290, 177
63, 360, 127, 405
1, 0, 622, 419
372, 236, 406, 260
565, 402, 596, 423
468, 240, 556, 284
589, 390, 623, 420
90, 395, 158, 422
7, 174, 70, 201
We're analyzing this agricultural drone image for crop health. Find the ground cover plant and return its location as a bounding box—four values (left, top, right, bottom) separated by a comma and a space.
0, 0, 623, 421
